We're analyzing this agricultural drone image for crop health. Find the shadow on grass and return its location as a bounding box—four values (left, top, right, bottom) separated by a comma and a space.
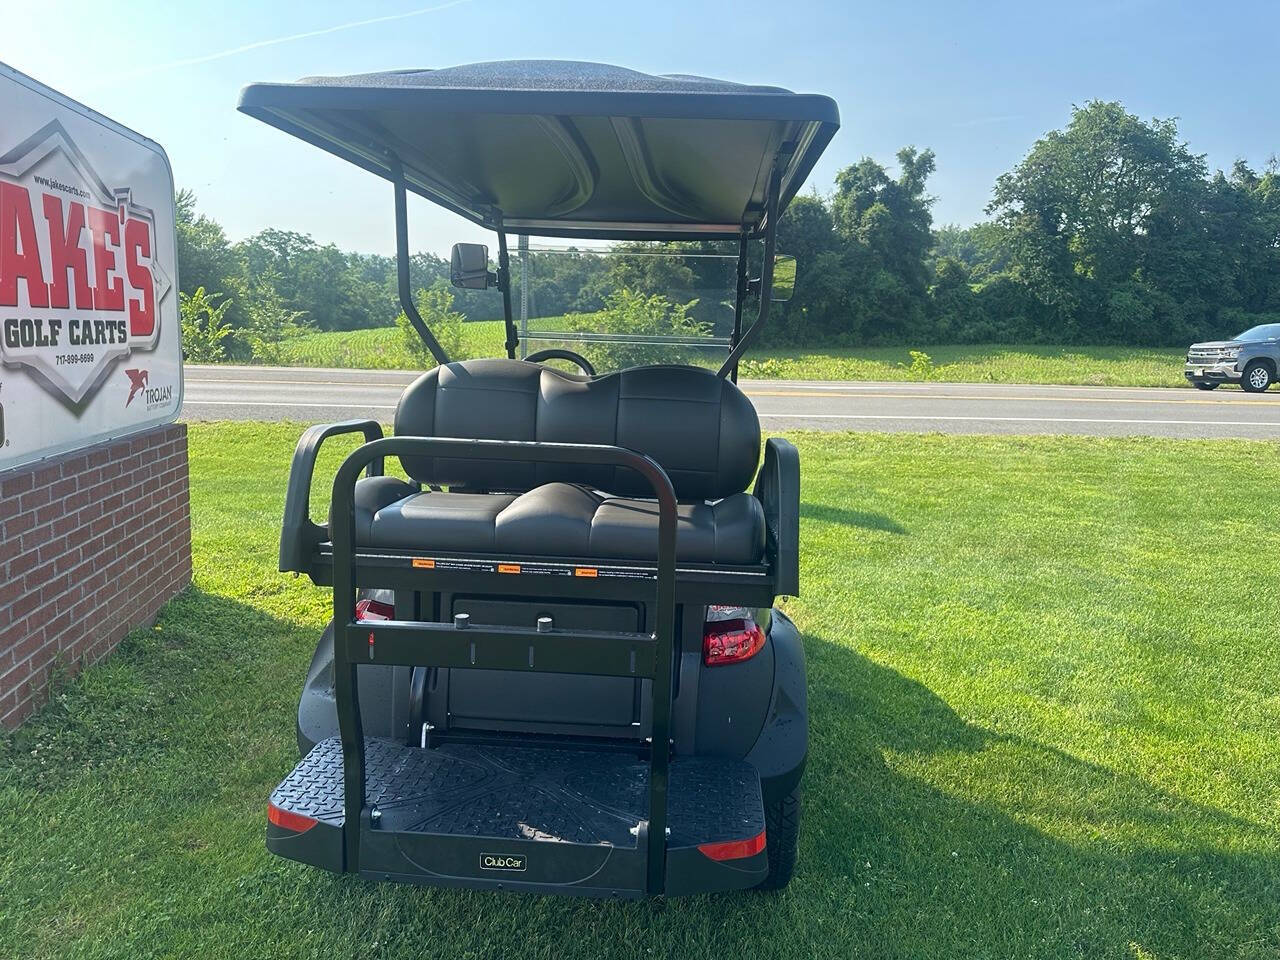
0, 585, 311, 787
800, 503, 907, 535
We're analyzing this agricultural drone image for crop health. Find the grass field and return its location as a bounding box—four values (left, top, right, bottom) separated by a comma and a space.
274, 324, 1189, 386
3, 425, 1278, 958
739, 344, 1188, 386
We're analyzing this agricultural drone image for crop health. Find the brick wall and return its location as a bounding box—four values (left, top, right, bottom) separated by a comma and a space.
0, 423, 192, 728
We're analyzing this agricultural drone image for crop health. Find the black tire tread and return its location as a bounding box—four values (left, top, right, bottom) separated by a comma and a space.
755, 788, 801, 891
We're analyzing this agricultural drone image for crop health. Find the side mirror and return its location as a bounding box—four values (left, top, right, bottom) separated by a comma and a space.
450, 243, 494, 289
770, 255, 796, 302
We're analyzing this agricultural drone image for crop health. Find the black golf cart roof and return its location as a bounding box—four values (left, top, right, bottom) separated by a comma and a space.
238, 60, 839, 240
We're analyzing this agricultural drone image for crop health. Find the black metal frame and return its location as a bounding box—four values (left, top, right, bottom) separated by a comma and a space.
718, 148, 791, 379
329, 436, 679, 895
277, 419, 384, 573
391, 156, 449, 366
496, 230, 517, 359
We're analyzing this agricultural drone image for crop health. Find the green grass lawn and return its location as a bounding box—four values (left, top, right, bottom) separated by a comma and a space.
739, 343, 1188, 386
277, 322, 508, 369
3, 425, 1278, 958
275, 326, 1189, 387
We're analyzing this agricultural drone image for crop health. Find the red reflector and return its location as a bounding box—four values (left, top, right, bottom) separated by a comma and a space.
268, 802, 318, 833
355, 598, 394, 621
698, 830, 766, 861
702, 618, 766, 666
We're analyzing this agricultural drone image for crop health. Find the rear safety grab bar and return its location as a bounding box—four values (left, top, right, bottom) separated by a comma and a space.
279, 419, 385, 573
328, 436, 679, 895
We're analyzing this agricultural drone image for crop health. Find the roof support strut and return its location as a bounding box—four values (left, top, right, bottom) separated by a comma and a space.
497, 230, 517, 359
390, 154, 450, 366
728, 233, 750, 383
716, 153, 785, 379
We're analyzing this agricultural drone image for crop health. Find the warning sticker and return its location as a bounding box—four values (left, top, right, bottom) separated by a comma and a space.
400, 555, 655, 580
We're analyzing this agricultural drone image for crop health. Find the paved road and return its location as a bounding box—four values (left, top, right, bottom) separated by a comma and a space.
181, 364, 1280, 439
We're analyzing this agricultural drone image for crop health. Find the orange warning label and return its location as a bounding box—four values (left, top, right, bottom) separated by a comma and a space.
574, 567, 598, 578
411, 558, 436, 569
497, 563, 522, 574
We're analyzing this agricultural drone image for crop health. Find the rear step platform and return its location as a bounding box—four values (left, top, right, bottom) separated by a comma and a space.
268, 737, 768, 897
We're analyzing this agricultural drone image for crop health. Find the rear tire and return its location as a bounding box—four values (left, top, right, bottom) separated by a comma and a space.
1193, 381, 1218, 390
755, 788, 801, 891
1242, 361, 1273, 393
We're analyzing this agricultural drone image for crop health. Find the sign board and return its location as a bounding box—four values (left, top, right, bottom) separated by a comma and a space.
0, 63, 182, 472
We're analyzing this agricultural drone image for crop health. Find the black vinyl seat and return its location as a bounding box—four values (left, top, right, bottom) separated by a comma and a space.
350, 476, 766, 564
338, 359, 767, 566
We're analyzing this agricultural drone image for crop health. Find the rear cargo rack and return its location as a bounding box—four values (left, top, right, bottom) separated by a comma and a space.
329, 436, 680, 896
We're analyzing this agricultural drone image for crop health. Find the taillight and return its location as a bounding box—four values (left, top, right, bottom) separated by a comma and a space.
698, 830, 766, 861
355, 598, 394, 621
703, 605, 767, 666
268, 802, 318, 833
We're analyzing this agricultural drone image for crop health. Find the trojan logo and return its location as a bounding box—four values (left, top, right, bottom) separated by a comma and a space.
0, 121, 172, 406
125, 368, 148, 406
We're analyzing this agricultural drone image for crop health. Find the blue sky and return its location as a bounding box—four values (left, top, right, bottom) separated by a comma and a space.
6, 0, 1276, 255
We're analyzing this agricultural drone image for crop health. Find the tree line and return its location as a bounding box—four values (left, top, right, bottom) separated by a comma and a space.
177, 100, 1279, 359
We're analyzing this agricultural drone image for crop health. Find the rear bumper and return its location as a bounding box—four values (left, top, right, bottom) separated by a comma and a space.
1185, 361, 1241, 383
267, 737, 769, 897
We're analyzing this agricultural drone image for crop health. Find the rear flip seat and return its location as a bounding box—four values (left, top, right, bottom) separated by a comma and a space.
340, 359, 766, 565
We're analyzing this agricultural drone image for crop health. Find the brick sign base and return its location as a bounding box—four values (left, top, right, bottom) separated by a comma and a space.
0, 424, 192, 728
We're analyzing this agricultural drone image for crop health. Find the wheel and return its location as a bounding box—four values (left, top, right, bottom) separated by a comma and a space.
1241, 361, 1273, 393
1193, 381, 1218, 390
755, 788, 801, 891
524, 348, 595, 376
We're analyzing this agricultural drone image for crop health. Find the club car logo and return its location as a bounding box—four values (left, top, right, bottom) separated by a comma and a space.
479, 852, 527, 872
0, 120, 172, 406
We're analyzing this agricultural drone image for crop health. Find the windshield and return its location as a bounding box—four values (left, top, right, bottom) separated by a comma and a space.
1233, 323, 1280, 342
513, 242, 740, 375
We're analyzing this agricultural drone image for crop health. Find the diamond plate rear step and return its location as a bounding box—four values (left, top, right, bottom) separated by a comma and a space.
267, 737, 768, 897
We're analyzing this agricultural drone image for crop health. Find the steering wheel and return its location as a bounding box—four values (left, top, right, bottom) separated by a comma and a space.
524, 348, 596, 377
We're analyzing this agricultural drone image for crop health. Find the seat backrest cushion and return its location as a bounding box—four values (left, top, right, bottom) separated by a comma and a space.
394, 359, 760, 500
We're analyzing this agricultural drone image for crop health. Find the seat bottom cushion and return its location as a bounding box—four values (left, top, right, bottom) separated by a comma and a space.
357, 480, 765, 565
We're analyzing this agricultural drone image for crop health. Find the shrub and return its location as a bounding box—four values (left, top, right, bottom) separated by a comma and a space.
397, 281, 467, 365
178, 287, 233, 363
566, 288, 709, 372
904, 350, 935, 380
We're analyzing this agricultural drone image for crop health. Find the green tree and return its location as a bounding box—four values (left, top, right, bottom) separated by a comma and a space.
987, 101, 1215, 343
175, 190, 245, 328
931, 222, 1012, 282
928, 257, 981, 342
767, 193, 839, 344
179, 287, 233, 363
809, 147, 939, 344
242, 270, 310, 364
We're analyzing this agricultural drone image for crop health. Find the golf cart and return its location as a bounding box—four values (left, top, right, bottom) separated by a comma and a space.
239, 60, 838, 898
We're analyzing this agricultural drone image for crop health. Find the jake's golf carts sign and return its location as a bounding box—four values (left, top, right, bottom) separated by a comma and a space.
0, 63, 181, 471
